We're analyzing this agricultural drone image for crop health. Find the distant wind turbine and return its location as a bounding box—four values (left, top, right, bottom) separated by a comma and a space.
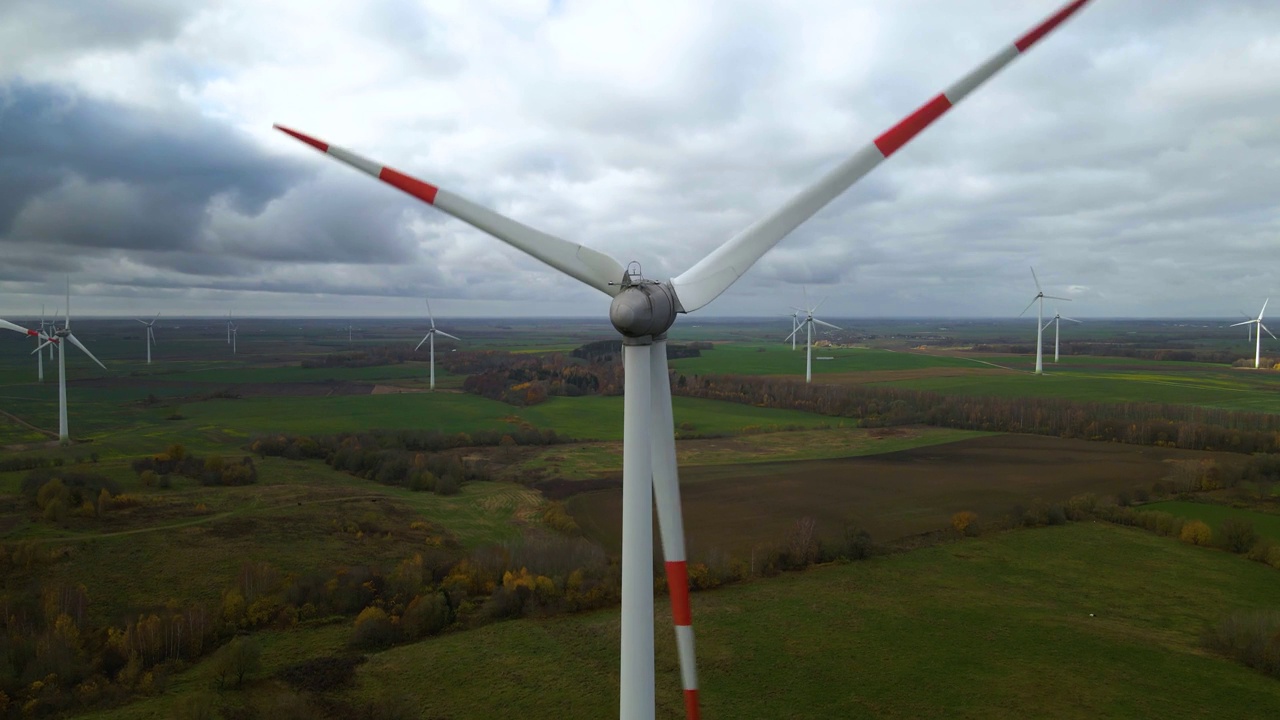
1231, 299, 1275, 369
415, 298, 460, 390
1239, 311, 1253, 342
785, 292, 841, 383
1018, 267, 1070, 374
227, 313, 239, 354
30, 280, 107, 444
136, 313, 159, 364
35, 305, 50, 382
788, 310, 800, 350
1043, 308, 1081, 363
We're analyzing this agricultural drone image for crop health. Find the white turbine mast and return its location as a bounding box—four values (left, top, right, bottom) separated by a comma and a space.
7, 280, 106, 444
1231, 299, 1275, 369
414, 297, 460, 390
785, 291, 841, 383
275, 2, 1092, 716
35, 304, 49, 382
227, 312, 238, 354
1238, 310, 1253, 342
788, 310, 800, 350
1018, 267, 1071, 374
136, 312, 160, 364
1042, 307, 1081, 363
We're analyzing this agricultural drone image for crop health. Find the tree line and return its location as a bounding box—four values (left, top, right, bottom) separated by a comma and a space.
674, 373, 1280, 454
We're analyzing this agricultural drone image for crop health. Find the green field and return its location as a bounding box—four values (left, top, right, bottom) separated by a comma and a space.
84, 522, 1280, 719
1142, 500, 1280, 542
669, 343, 975, 376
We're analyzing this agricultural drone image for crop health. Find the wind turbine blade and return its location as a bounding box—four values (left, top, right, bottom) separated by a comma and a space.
32, 340, 54, 354
1229, 320, 1255, 328
813, 318, 841, 331
414, 332, 432, 351
1263, 324, 1278, 341
1043, 295, 1072, 301
275, 125, 625, 297
1017, 297, 1038, 317
1261, 298, 1270, 320
813, 296, 830, 313
135, 318, 148, 325
1042, 319, 1055, 332
1061, 316, 1082, 323
426, 297, 436, 329
784, 325, 803, 343
0, 318, 37, 336
65, 277, 71, 329
1030, 266, 1043, 293
66, 333, 106, 370
436, 330, 461, 342
149, 327, 157, 346
669, 0, 1094, 313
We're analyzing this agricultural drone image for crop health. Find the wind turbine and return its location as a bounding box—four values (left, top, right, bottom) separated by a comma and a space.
136, 313, 159, 364
788, 310, 799, 350
30, 281, 107, 444
414, 298, 460, 390
275, 2, 1092, 715
1018, 267, 1070, 374
1239, 311, 1253, 342
1231, 299, 1275, 369
346, 324, 354, 343
225, 312, 239, 354
1043, 308, 1081, 363
785, 295, 841, 383
35, 305, 50, 381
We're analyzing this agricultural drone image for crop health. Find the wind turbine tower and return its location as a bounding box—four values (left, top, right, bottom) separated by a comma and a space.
786, 296, 841, 383
1044, 308, 1081, 363
1232, 299, 1274, 369
137, 313, 159, 364
415, 298, 460, 390
26, 281, 107, 444
1019, 267, 1070, 374
274, 1, 1093, 715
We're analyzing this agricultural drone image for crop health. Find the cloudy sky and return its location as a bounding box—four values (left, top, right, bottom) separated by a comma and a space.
0, 0, 1277, 320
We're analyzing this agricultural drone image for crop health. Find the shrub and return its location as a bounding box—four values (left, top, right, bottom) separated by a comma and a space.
1218, 518, 1259, 554
951, 511, 978, 536
277, 656, 365, 692
351, 606, 397, 648
1202, 609, 1280, 678
1179, 520, 1213, 546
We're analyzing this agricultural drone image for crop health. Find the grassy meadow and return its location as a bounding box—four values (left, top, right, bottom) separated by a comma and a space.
81, 522, 1280, 719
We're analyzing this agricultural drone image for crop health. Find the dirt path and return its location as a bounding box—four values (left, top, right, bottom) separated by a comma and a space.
24, 493, 391, 545
0, 407, 57, 440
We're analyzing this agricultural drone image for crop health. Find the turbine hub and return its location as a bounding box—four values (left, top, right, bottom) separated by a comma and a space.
609, 267, 677, 340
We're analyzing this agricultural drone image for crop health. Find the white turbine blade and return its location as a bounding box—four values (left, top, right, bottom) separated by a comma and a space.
275, 125, 625, 297
149, 326, 157, 346
66, 333, 106, 370
1061, 316, 1082, 323
1229, 320, 1255, 328
436, 330, 461, 342
1260, 298, 1270, 320
1043, 295, 1072, 301
414, 332, 432, 351
426, 297, 436, 329
1263, 324, 1278, 341
670, 2, 1094, 312
135, 318, 148, 325
1030, 267, 1042, 293
65, 277, 71, 329
813, 296, 830, 313
1042, 319, 1055, 332
0, 318, 36, 336
1017, 296, 1039, 317
32, 340, 54, 354
813, 318, 841, 331
784, 325, 803, 343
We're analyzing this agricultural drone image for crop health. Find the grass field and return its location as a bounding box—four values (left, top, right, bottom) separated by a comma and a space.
668, 343, 975, 377
80, 522, 1280, 719
1141, 500, 1280, 543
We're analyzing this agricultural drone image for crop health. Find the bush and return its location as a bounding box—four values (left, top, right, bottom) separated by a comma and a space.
1179, 520, 1213, 546
1219, 518, 1259, 554
351, 606, 397, 648
277, 656, 365, 692
951, 511, 978, 536
1202, 609, 1280, 678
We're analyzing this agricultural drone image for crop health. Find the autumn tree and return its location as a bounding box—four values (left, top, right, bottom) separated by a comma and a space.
1180, 520, 1212, 546
952, 511, 979, 536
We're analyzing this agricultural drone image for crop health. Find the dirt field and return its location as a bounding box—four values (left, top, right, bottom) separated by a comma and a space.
566, 434, 1238, 557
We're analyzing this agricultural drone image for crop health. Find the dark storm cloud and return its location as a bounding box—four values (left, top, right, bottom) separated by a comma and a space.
0, 82, 298, 249
0, 82, 429, 271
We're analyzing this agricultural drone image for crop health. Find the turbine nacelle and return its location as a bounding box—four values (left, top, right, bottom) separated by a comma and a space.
610, 277, 679, 340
